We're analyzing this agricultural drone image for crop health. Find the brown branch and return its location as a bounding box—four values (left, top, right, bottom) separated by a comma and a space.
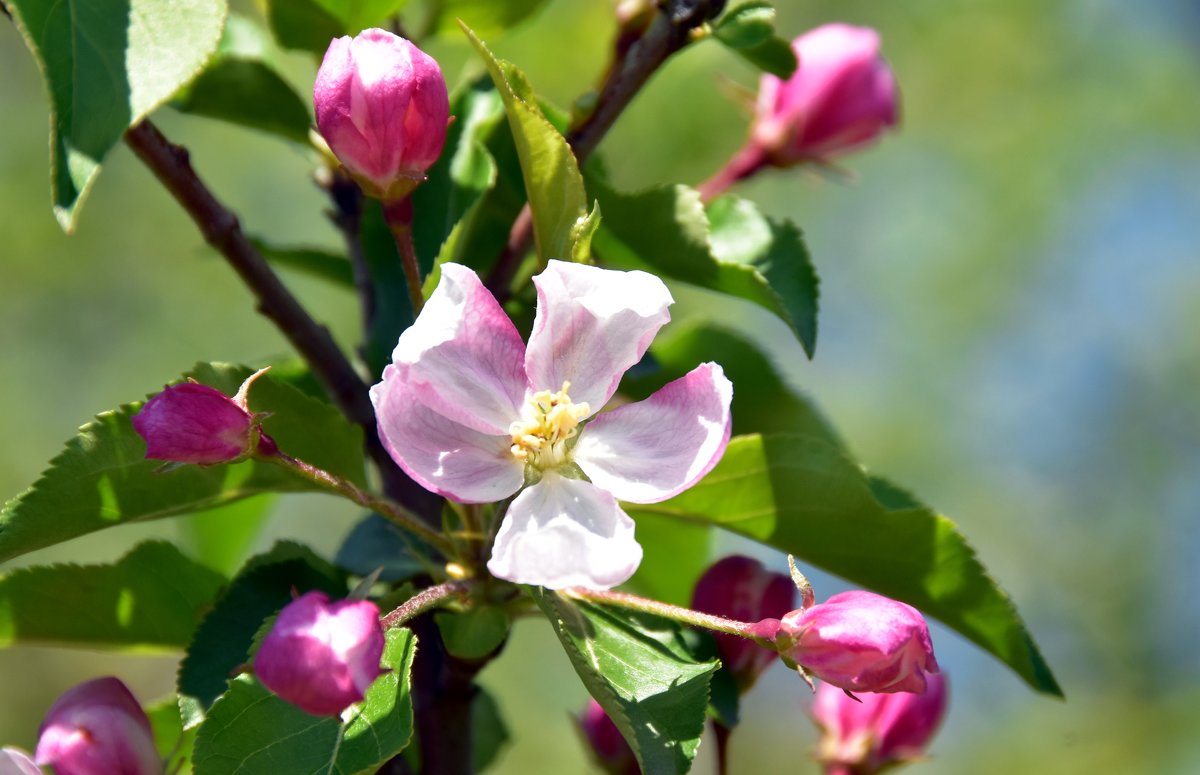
124, 119, 440, 520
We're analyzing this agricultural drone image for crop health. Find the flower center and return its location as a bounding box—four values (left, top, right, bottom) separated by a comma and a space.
509, 382, 590, 470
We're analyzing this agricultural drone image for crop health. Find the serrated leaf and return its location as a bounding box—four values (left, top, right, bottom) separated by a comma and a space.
712, 1, 775, 49
591, 182, 818, 356
192, 627, 417, 775
178, 541, 346, 719
251, 238, 355, 288
0, 363, 364, 563
178, 495, 276, 575
463, 24, 590, 268
532, 589, 717, 774
6, 0, 228, 230
0, 540, 225, 649
631, 433, 1062, 696
432, 0, 549, 35
706, 195, 819, 357
147, 696, 198, 774
264, 0, 408, 53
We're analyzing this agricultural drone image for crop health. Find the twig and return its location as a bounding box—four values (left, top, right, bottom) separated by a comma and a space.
381, 580, 471, 629
564, 587, 756, 638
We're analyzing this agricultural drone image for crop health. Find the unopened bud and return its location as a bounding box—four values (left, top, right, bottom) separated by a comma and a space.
254, 591, 387, 717
314, 29, 450, 201
778, 590, 939, 694
34, 677, 163, 775
577, 699, 638, 775
813, 673, 948, 774
691, 555, 794, 691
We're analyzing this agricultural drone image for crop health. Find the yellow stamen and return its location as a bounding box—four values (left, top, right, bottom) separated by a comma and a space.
509, 382, 590, 469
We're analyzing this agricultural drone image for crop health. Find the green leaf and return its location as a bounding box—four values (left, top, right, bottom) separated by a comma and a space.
472, 687, 510, 773
264, 0, 408, 53
532, 588, 718, 774
335, 514, 430, 582
712, 1, 775, 49
706, 195, 819, 357
0, 540, 225, 649
147, 696, 198, 774
173, 59, 311, 143
251, 238, 355, 288
631, 433, 1062, 696
192, 627, 417, 775
626, 511, 711, 606
463, 24, 591, 268
177, 495, 276, 575
431, 0, 549, 36
435, 606, 509, 659
0, 363, 364, 563
178, 541, 346, 721
732, 34, 797, 79
6, 0, 228, 231
591, 182, 818, 356
360, 199, 417, 377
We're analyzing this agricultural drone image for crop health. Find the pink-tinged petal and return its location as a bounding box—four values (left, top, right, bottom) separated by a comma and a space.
813, 673, 947, 771
0, 747, 42, 775
574, 363, 732, 503
390, 263, 528, 434
371, 364, 524, 503
487, 473, 643, 589
35, 677, 161, 775
132, 382, 255, 464
525, 260, 673, 413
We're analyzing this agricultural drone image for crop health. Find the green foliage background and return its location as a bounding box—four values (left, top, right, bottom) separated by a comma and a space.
1, 0, 1198, 772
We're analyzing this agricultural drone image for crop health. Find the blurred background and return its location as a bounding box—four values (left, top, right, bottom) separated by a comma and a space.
2, 0, 1199, 772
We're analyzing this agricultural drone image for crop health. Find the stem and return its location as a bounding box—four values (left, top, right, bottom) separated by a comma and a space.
124, 120, 441, 521
696, 142, 768, 201
383, 198, 425, 315
713, 721, 732, 775
380, 580, 471, 629
563, 587, 756, 638
266, 449, 455, 558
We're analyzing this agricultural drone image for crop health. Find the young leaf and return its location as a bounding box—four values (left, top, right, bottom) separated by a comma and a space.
431, 0, 549, 36
264, 0, 409, 53
0, 541, 226, 649
462, 24, 591, 267
711, 1, 776, 50
591, 182, 819, 357
732, 35, 798, 79
5, 0, 228, 231
192, 628, 417, 774
0, 363, 364, 563
178, 542, 346, 720
532, 588, 718, 775
630, 433, 1062, 697
435, 606, 509, 659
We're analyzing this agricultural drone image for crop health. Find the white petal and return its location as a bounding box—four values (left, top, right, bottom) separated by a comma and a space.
487, 473, 643, 589
371, 365, 524, 503
574, 363, 733, 503
524, 260, 672, 413
391, 263, 528, 434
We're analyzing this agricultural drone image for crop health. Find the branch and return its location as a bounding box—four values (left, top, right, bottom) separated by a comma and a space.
124, 119, 439, 518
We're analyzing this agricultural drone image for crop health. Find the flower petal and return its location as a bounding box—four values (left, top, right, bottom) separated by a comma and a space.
487, 472, 643, 589
574, 362, 732, 503
525, 260, 672, 413
391, 263, 528, 434
371, 364, 524, 503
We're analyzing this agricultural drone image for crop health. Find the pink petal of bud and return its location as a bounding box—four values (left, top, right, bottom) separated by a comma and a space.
0, 747, 44, 775
691, 555, 795, 691
751, 23, 899, 165
780, 590, 939, 694
132, 382, 258, 465
577, 699, 638, 775
34, 677, 163, 775
813, 673, 948, 774
314, 29, 450, 201
254, 591, 387, 717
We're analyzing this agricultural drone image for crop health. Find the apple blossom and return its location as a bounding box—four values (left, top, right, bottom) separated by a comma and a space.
314, 29, 450, 201
371, 260, 733, 589
34, 677, 162, 775
813, 673, 948, 774
254, 592, 387, 717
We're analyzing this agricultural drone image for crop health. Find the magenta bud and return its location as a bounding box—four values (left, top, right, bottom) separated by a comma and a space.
254, 591, 387, 717
779, 590, 939, 694
34, 677, 163, 775
813, 673, 948, 774
752, 23, 898, 165
314, 29, 450, 201
132, 368, 273, 465
577, 699, 638, 775
691, 555, 795, 691
0, 747, 43, 775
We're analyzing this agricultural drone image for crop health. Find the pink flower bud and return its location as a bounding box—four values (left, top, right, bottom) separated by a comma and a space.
691, 555, 795, 691
577, 699, 638, 775
314, 29, 450, 201
254, 591, 387, 717
779, 590, 938, 694
0, 747, 43, 775
34, 677, 163, 775
813, 673, 948, 774
752, 23, 898, 165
